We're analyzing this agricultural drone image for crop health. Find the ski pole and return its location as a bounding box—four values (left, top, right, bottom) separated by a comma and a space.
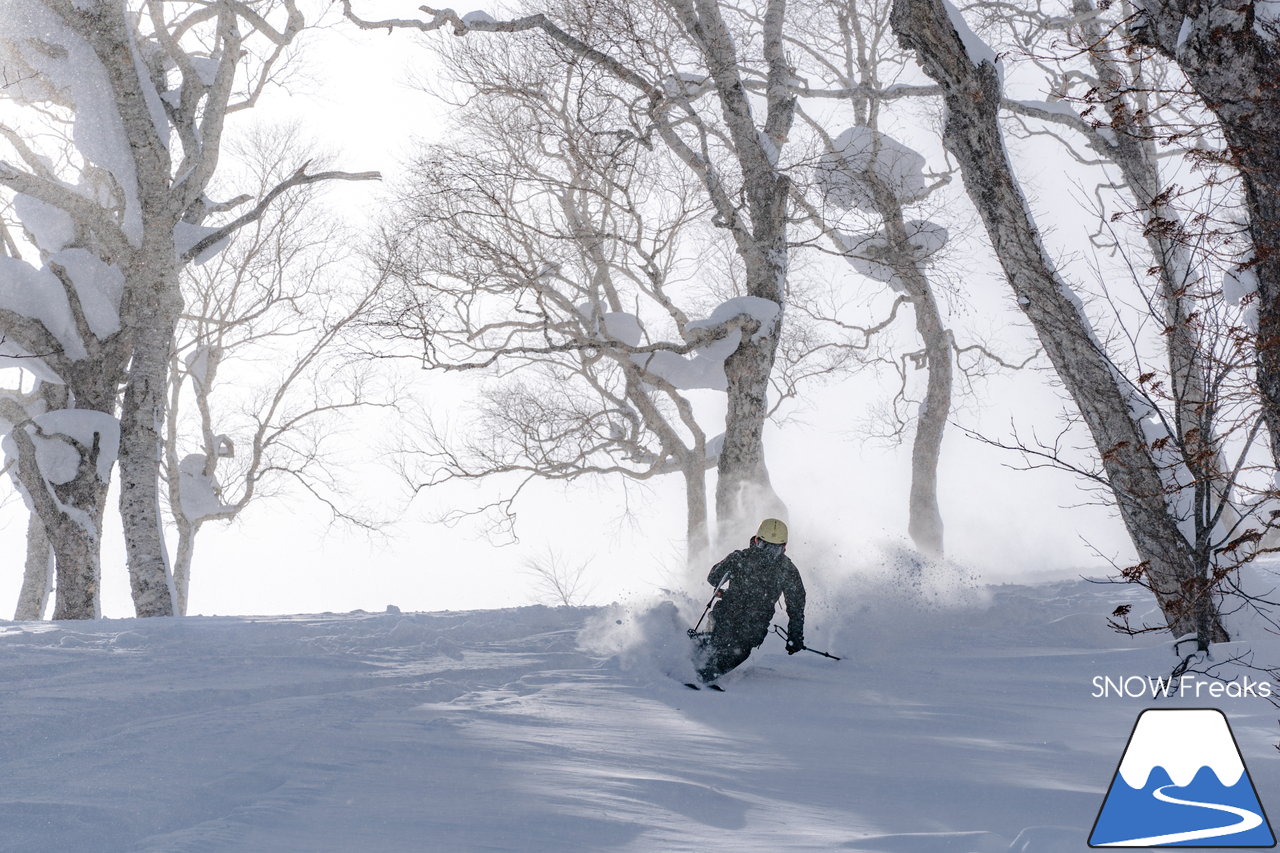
771, 624, 841, 661
689, 573, 731, 636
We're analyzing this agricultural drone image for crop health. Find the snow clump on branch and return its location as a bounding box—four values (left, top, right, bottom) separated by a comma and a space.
176, 454, 232, 522
635, 297, 780, 392
579, 298, 780, 392
817, 127, 930, 212
835, 221, 948, 293
0, 0, 151, 243
12, 194, 75, 253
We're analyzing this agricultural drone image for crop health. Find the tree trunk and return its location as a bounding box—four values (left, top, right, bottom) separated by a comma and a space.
1102, 102, 1232, 556
660, 0, 795, 539
713, 175, 791, 536
4, 416, 111, 620
891, 0, 1227, 643
86, 0, 181, 618
684, 451, 711, 566
717, 316, 785, 533
1128, 2, 1280, 468
47, 501, 105, 621
1073, 2, 1217, 492
14, 511, 53, 621
869, 176, 951, 556
172, 519, 197, 617
118, 261, 179, 618
903, 276, 950, 557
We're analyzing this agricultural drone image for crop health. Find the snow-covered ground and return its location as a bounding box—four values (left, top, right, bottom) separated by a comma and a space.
5, 568, 1280, 852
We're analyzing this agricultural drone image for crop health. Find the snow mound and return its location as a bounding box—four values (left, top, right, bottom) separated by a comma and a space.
2, 577, 1279, 851
579, 597, 702, 683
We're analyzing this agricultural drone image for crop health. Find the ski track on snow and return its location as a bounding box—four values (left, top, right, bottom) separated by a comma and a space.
2, 576, 1280, 852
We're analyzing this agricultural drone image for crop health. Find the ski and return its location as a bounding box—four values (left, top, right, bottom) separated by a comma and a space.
683, 682, 725, 692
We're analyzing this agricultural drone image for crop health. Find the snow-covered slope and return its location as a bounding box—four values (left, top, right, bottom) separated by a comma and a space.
3, 573, 1279, 852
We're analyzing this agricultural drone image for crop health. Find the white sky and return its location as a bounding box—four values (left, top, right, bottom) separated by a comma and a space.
0, 7, 1141, 620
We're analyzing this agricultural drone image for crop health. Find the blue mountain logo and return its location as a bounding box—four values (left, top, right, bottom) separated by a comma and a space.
1090, 708, 1275, 847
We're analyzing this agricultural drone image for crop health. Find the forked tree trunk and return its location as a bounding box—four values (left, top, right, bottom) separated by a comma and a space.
665, 0, 794, 538
5, 418, 112, 620
891, 0, 1227, 644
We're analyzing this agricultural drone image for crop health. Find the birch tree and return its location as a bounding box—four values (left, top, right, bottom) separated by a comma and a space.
784, 0, 965, 555
166, 126, 388, 615
344, 0, 800, 540
2, 381, 64, 619
373, 36, 747, 562
891, 0, 1238, 645
994, 0, 1261, 574
0, 0, 376, 617
1124, 0, 1280, 469
0, 16, 133, 618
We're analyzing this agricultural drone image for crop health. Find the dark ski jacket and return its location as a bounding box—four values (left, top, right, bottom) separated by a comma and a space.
707, 545, 805, 643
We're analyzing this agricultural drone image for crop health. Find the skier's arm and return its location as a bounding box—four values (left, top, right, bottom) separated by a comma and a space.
707, 551, 738, 587
783, 561, 806, 642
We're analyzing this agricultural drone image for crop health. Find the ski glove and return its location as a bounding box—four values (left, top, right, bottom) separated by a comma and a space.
786, 638, 804, 655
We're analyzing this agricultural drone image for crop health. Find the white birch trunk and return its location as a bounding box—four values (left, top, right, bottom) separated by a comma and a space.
172, 518, 197, 617
1072, 3, 1214, 484
1098, 86, 1230, 557
902, 264, 950, 557
717, 313, 786, 531
668, 0, 794, 536
684, 453, 711, 564
14, 511, 53, 620
618, 374, 712, 563
867, 172, 951, 556
117, 259, 180, 617
891, 0, 1227, 643
86, 2, 182, 618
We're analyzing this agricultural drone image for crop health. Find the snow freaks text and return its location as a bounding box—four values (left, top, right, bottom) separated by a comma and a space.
1091, 676, 1274, 700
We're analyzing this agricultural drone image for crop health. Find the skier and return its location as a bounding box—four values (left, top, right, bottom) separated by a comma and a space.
694, 518, 806, 684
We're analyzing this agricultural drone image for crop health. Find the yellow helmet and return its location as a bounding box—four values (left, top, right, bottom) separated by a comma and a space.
755, 518, 788, 544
